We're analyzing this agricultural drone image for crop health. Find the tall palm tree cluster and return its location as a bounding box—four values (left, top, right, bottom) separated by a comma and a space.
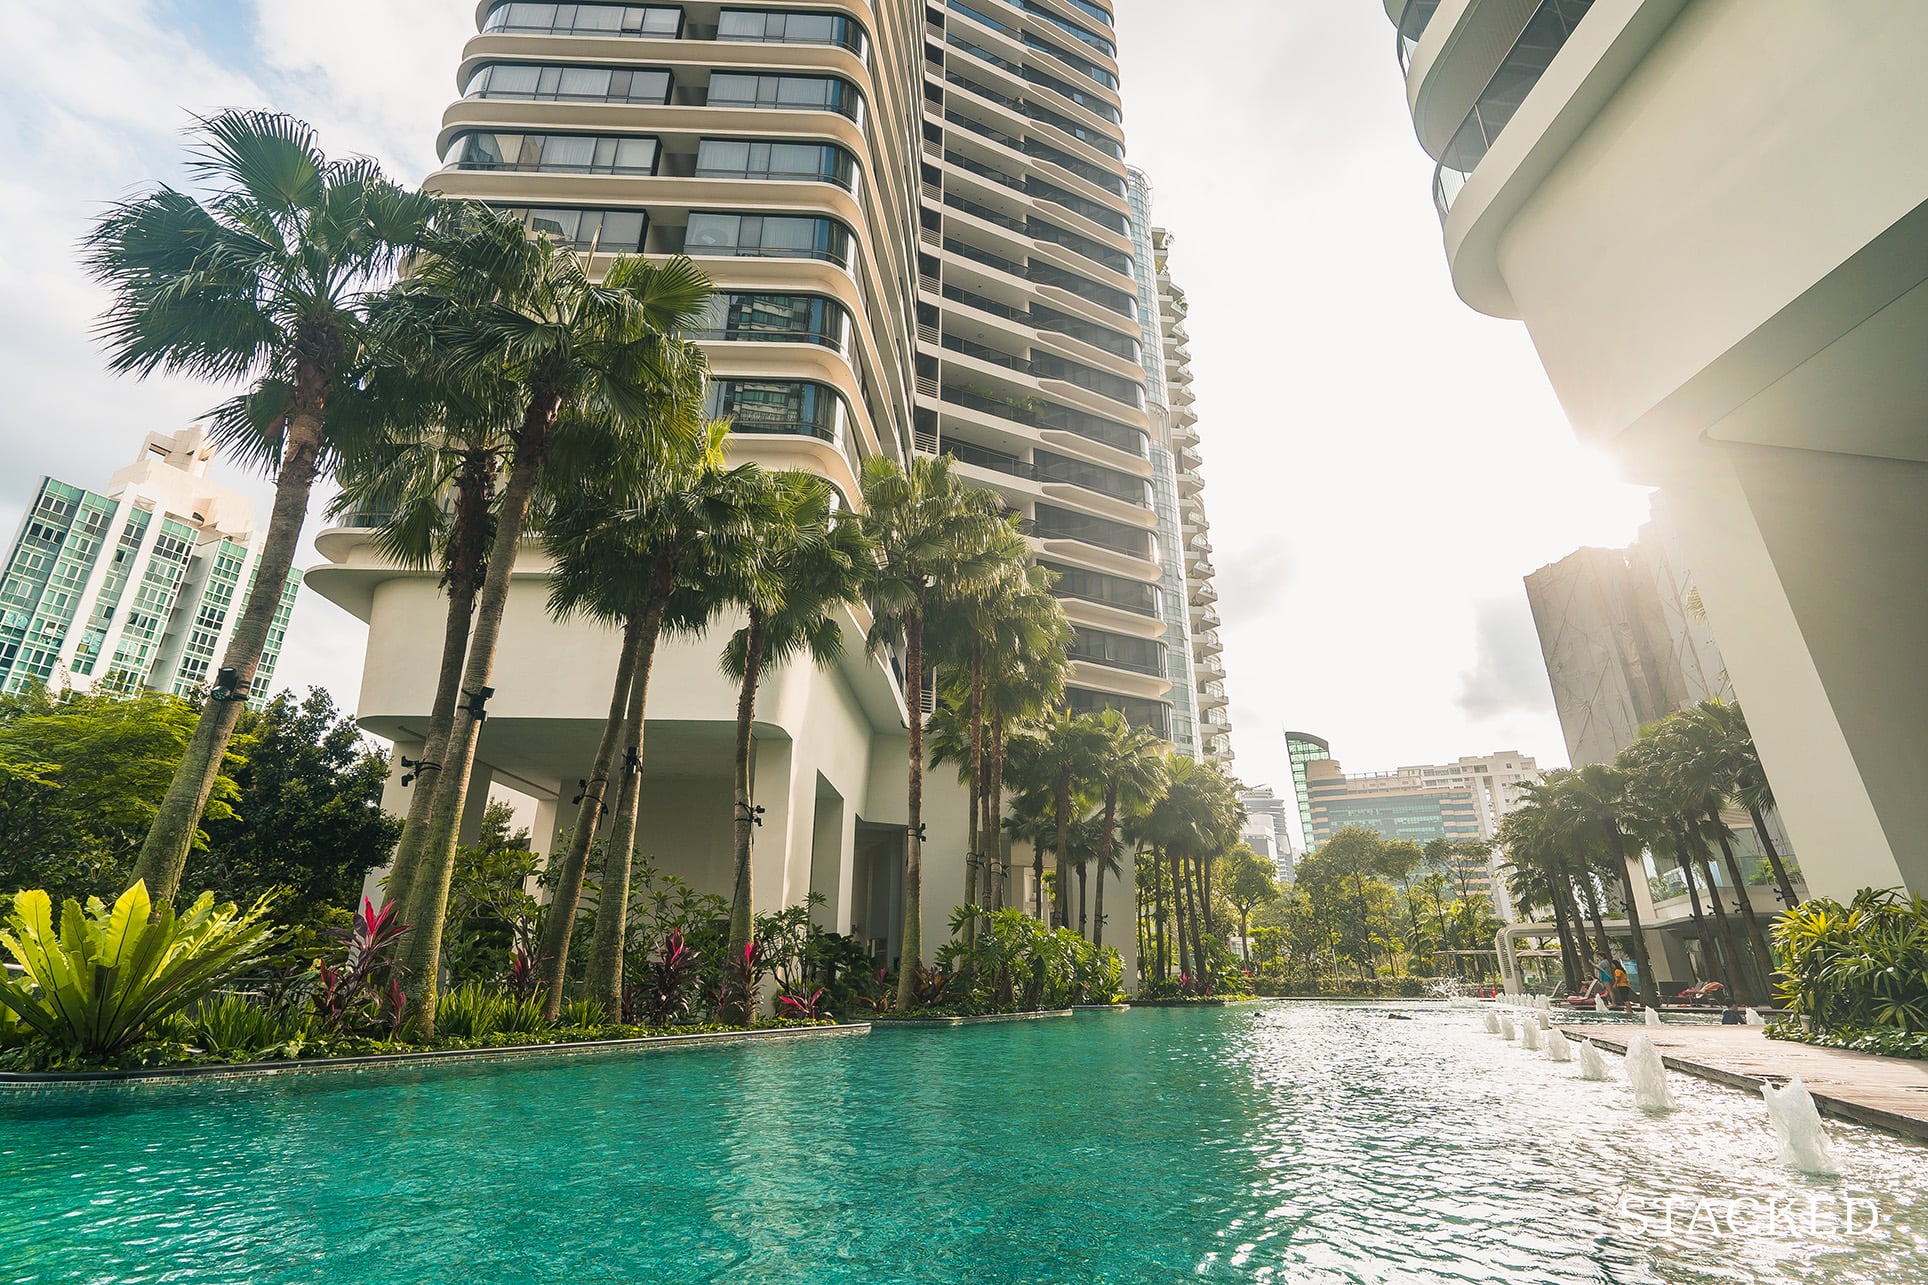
78, 111, 1215, 1031
1498, 698, 1800, 1008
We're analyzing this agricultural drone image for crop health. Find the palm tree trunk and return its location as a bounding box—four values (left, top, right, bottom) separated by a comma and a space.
386, 447, 494, 920
1077, 864, 1089, 938
1744, 801, 1800, 910
1547, 884, 1582, 993
894, 611, 926, 1010
1093, 788, 1117, 950
1578, 871, 1613, 961
1186, 856, 1210, 990
534, 613, 643, 1019
1151, 847, 1167, 981
1672, 832, 1727, 993
727, 611, 768, 957
1169, 850, 1191, 981
1689, 829, 1751, 1004
1709, 807, 1776, 996
584, 604, 666, 1018
1052, 776, 1071, 928
963, 643, 983, 933
132, 407, 324, 903
1604, 822, 1659, 1009
987, 712, 1007, 912
405, 392, 558, 1033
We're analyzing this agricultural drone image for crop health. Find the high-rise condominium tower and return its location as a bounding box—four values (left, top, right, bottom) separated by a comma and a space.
0, 426, 300, 704
315, 0, 1170, 970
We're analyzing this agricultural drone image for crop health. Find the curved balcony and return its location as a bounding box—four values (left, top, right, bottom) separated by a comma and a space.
1431, 0, 1597, 221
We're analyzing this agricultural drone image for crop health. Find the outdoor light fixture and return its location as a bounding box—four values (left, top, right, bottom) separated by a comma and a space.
909, 822, 928, 842
461, 685, 495, 721
399, 755, 441, 788
207, 667, 248, 703
735, 801, 765, 827
572, 776, 611, 815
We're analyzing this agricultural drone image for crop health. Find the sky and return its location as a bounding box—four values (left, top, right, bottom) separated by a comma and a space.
0, 0, 1652, 847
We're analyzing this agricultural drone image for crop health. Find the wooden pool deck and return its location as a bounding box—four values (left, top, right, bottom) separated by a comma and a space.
1563, 1024, 1928, 1143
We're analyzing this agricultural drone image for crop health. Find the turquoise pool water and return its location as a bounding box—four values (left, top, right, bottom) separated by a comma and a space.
4, 1003, 1924, 1283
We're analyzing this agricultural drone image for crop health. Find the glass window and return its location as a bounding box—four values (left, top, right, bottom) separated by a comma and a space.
501, 206, 650, 251
695, 292, 852, 350
704, 378, 850, 443
685, 212, 853, 266
484, 3, 682, 37
694, 139, 856, 189
716, 8, 868, 58
446, 132, 658, 175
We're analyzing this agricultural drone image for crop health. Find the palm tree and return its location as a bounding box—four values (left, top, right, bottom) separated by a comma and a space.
857, 455, 1008, 1009
531, 426, 759, 1019
1132, 754, 1242, 990
332, 392, 514, 918
84, 111, 441, 902
396, 221, 713, 1032
723, 473, 872, 957
1619, 736, 1729, 995
977, 572, 1070, 916
1692, 699, 1800, 909
1008, 711, 1108, 929
1088, 711, 1165, 950
1558, 763, 1661, 1008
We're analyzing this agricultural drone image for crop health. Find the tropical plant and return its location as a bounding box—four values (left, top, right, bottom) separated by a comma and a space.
858, 455, 1010, 1008
0, 882, 278, 1056
396, 215, 714, 1034
1005, 711, 1108, 931
637, 930, 703, 1026
1087, 711, 1165, 949
178, 992, 308, 1060
1219, 844, 1280, 963
1772, 889, 1928, 1033
311, 898, 410, 1037
723, 474, 872, 956
83, 111, 441, 901
776, 989, 826, 1022
712, 941, 765, 1026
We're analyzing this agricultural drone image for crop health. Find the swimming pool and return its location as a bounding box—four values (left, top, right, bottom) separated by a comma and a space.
3, 1003, 1922, 1282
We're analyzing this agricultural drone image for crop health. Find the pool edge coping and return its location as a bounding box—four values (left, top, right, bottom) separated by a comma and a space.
0, 1022, 872, 1089
868, 1009, 1076, 1028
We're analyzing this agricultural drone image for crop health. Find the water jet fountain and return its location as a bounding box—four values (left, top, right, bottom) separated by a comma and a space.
1762, 1077, 1841, 1176
1500, 1015, 1518, 1041
1546, 1029, 1572, 1062
1593, 997, 1608, 1013
1745, 1009, 1764, 1027
1625, 1035, 1675, 1112
1644, 1007, 1663, 1027
1578, 1039, 1610, 1081
1521, 1019, 1543, 1051
1483, 1011, 1500, 1034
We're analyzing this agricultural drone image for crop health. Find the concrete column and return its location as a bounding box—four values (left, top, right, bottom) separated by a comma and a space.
1659, 444, 1925, 897
457, 765, 496, 847
753, 734, 797, 917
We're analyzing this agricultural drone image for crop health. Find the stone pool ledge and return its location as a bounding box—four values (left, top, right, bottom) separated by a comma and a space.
1564, 1024, 1928, 1143
870, 1009, 1074, 1028
1128, 998, 1227, 1008
0, 1022, 872, 1089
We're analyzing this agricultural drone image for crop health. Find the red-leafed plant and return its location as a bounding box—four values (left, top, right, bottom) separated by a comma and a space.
313, 898, 411, 1036
777, 987, 826, 1022
712, 940, 765, 1026
638, 931, 703, 1027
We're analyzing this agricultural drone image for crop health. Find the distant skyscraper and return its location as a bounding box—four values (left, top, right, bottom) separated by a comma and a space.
1284, 731, 1330, 850
0, 426, 300, 704
1240, 784, 1295, 881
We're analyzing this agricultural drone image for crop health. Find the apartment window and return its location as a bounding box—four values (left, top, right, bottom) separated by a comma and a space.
1000, 0, 1115, 57
694, 292, 852, 351
1029, 261, 1134, 317
1028, 176, 1127, 235
706, 72, 864, 124
1028, 218, 1131, 275
940, 384, 1146, 457
445, 131, 660, 175
1040, 561, 1157, 616
495, 206, 650, 252
482, 3, 683, 36
694, 139, 857, 191
1433, 0, 1595, 216
716, 9, 868, 59
1033, 503, 1150, 558
465, 63, 674, 104
1070, 627, 1164, 676
1033, 450, 1149, 504
705, 378, 850, 444
1032, 353, 1143, 409
684, 212, 853, 267
1066, 687, 1170, 737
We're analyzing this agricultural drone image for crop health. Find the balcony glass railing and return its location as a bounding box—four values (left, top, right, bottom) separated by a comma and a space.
483, 3, 681, 38
1432, 0, 1596, 220
1394, 0, 1443, 74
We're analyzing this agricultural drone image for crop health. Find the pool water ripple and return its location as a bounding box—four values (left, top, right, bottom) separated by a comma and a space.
2, 1004, 1924, 1283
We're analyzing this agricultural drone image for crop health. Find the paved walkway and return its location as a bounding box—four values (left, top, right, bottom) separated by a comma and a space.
1563, 1023, 1928, 1142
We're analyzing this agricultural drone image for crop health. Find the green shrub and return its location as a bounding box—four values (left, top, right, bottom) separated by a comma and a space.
1773, 888, 1928, 1033
498, 992, 552, 1035
0, 882, 277, 1057
178, 992, 307, 1059
435, 981, 508, 1039
560, 998, 605, 1030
